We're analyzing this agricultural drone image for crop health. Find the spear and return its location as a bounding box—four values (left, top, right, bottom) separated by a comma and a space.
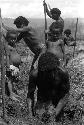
73, 18, 78, 57
43, 0, 47, 45
0, 8, 8, 123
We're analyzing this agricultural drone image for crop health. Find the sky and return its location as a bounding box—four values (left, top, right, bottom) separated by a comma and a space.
0, 0, 84, 18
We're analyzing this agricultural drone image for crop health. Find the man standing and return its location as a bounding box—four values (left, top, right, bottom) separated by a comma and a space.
63, 29, 75, 46
43, 2, 65, 64
43, 2, 64, 35
63, 29, 76, 65
4, 34, 22, 100
45, 20, 65, 67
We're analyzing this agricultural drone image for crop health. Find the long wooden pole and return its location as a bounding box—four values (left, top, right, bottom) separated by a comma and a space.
44, 0, 47, 45
0, 8, 7, 123
73, 18, 78, 57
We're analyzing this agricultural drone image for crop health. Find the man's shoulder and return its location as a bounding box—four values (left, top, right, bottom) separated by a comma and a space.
18, 26, 35, 34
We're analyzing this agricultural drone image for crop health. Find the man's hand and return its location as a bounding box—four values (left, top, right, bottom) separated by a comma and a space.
45, 29, 49, 34
69, 41, 76, 46
43, 1, 47, 7
55, 93, 69, 116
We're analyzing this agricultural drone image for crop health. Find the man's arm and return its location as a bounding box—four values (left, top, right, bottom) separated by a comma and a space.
27, 68, 38, 116
63, 38, 67, 46
2, 23, 31, 33
43, 1, 52, 18
27, 68, 38, 100
55, 93, 69, 116
59, 40, 65, 60
69, 36, 76, 46
55, 71, 70, 116
15, 32, 23, 42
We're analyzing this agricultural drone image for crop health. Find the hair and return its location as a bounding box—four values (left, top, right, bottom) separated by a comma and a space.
14, 16, 29, 28
50, 8, 61, 15
38, 52, 60, 71
5, 32, 17, 47
64, 29, 71, 35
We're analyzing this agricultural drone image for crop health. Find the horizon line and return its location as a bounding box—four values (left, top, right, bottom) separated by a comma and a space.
2, 17, 84, 19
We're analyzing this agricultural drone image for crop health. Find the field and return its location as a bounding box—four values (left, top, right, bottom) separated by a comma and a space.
1, 18, 84, 125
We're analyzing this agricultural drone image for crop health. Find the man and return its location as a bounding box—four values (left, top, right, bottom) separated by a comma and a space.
46, 21, 65, 67
63, 29, 76, 65
4, 33, 22, 68
5, 31, 18, 48
2, 31, 22, 100
43, 2, 64, 35
63, 29, 75, 46
2, 16, 46, 71
5, 50, 21, 101
5, 64, 20, 100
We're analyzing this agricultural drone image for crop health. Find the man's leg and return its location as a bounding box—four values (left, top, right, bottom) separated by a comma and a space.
55, 93, 69, 121
27, 69, 38, 116
30, 54, 39, 72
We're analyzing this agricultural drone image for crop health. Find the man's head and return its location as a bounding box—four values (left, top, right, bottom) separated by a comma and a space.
48, 28, 62, 42
50, 8, 61, 20
5, 32, 18, 47
38, 52, 60, 71
14, 16, 29, 28
48, 22, 63, 42
64, 29, 71, 37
